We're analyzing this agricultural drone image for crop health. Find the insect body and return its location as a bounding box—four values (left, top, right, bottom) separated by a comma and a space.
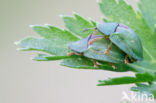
88, 22, 143, 62
68, 37, 126, 69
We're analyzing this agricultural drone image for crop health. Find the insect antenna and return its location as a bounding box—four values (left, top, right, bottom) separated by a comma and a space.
82, 27, 97, 32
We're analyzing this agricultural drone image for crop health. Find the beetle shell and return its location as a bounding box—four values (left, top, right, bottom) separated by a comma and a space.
110, 24, 143, 61
68, 38, 88, 53
69, 38, 125, 63
96, 22, 118, 35
84, 39, 125, 63
96, 22, 143, 61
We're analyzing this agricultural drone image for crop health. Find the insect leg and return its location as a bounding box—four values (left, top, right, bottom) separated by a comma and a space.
88, 37, 100, 46
124, 54, 129, 64
93, 60, 98, 68
67, 52, 75, 56
67, 52, 83, 56
105, 42, 112, 55
87, 32, 104, 47
109, 63, 116, 69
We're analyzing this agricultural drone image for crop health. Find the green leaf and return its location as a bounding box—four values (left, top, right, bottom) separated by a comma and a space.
60, 55, 95, 69
33, 54, 52, 61
16, 37, 68, 56
131, 83, 152, 97
16, 24, 79, 56
98, 0, 156, 74
97, 73, 154, 86
138, 0, 156, 32
31, 24, 78, 42
131, 83, 156, 98
89, 18, 97, 26
150, 84, 156, 98
128, 61, 156, 76
32, 54, 69, 61
61, 55, 135, 72
62, 13, 94, 38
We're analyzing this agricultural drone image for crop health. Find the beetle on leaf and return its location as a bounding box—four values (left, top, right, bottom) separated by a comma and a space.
85, 22, 143, 64
67, 36, 128, 69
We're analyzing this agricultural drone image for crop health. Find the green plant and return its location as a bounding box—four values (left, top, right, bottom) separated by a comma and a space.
15, 0, 156, 98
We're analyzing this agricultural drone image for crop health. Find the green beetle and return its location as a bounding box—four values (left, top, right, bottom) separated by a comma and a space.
87, 22, 143, 63
68, 36, 127, 69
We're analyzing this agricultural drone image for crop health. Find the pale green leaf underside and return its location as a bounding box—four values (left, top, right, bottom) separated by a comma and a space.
16, 24, 79, 56
16, 37, 69, 56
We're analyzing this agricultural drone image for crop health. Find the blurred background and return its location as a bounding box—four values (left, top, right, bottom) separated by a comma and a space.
0, 0, 143, 103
